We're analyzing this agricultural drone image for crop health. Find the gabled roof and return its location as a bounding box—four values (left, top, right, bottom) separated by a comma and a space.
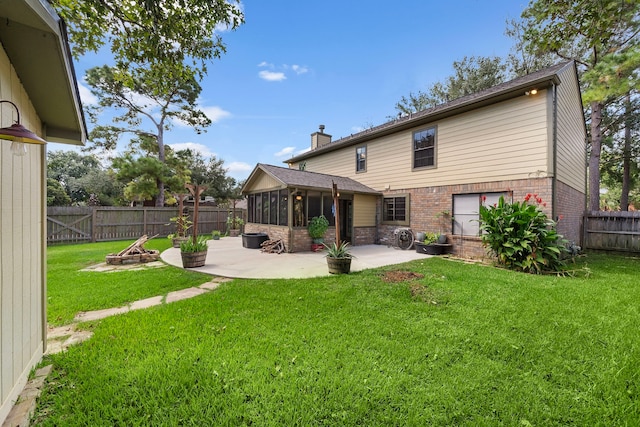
287, 61, 574, 163
0, 0, 86, 145
242, 163, 381, 195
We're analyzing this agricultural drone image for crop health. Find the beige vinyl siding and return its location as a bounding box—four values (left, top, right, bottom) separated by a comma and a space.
353, 194, 377, 227
302, 95, 550, 191
248, 172, 282, 192
0, 52, 45, 423
555, 64, 587, 192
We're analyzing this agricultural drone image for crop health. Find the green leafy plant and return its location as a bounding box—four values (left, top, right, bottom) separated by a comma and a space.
479, 194, 568, 274
180, 235, 209, 253
324, 241, 353, 258
226, 215, 244, 229
308, 215, 330, 241
423, 232, 441, 245
168, 214, 192, 238
211, 230, 221, 239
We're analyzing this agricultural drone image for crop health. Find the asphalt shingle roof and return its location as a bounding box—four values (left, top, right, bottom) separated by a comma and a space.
250, 163, 380, 195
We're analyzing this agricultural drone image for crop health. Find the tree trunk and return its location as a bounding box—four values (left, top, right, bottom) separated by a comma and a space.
620, 93, 632, 211
588, 101, 603, 211
156, 125, 166, 207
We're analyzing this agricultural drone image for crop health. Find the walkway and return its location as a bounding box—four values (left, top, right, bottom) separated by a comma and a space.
161, 237, 428, 278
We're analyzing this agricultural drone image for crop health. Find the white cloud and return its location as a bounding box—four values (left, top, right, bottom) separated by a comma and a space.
292, 65, 309, 75
78, 82, 98, 105
275, 146, 296, 157
296, 147, 311, 155
168, 142, 216, 158
202, 106, 232, 123
259, 70, 287, 82
226, 161, 253, 173
258, 61, 274, 68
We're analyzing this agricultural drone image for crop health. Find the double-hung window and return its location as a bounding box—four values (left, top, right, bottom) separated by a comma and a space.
413, 126, 436, 169
453, 192, 510, 236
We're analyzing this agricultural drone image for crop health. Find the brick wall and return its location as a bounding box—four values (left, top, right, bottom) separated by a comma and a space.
382, 177, 556, 259
555, 180, 585, 245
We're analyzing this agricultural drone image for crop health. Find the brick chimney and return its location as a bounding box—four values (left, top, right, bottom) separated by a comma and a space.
311, 124, 331, 150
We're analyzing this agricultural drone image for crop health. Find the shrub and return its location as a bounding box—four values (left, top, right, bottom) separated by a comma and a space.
180, 236, 209, 253
308, 215, 330, 240
479, 195, 568, 274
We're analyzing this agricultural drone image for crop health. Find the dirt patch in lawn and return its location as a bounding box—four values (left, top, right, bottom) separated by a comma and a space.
381, 270, 425, 283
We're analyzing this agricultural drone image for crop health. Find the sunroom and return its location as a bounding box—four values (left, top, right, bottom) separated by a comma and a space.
241, 163, 381, 252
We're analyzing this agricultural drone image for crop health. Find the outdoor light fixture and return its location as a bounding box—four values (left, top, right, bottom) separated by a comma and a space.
0, 100, 46, 156
525, 89, 538, 96
295, 193, 303, 201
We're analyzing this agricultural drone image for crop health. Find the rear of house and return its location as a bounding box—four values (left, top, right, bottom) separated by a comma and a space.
244, 61, 586, 256
0, 1, 85, 423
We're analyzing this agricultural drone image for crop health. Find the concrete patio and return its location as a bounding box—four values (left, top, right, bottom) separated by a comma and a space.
161, 236, 429, 279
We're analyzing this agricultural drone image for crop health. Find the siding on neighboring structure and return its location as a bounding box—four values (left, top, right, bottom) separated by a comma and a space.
296, 94, 550, 191
554, 63, 587, 192
0, 47, 45, 423
353, 194, 377, 227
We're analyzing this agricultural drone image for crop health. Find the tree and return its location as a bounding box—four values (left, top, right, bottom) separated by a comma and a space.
112, 135, 191, 205
177, 149, 236, 202
395, 56, 507, 115
519, 0, 640, 211
47, 178, 72, 206
51, 0, 244, 79
86, 64, 211, 206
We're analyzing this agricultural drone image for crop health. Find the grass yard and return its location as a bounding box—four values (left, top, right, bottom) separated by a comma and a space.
35, 246, 640, 425
46, 239, 213, 326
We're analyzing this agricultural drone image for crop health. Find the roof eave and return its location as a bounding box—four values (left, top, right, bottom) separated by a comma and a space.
0, 0, 87, 145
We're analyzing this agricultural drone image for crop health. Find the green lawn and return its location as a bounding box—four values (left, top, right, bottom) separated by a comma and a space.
46, 239, 213, 325
35, 246, 640, 425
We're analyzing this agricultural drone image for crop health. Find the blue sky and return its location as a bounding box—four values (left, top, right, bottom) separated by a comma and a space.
49, 0, 529, 181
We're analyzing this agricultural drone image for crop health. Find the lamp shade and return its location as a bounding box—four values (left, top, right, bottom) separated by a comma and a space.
0, 123, 46, 144
0, 100, 46, 144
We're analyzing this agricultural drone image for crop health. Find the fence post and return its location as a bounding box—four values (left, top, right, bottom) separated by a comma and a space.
91, 207, 97, 242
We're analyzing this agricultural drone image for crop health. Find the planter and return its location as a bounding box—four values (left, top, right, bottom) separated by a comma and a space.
180, 250, 207, 268
326, 257, 352, 274
229, 229, 240, 237
311, 243, 324, 252
172, 236, 189, 248
242, 232, 269, 249
415, 242, 445, 255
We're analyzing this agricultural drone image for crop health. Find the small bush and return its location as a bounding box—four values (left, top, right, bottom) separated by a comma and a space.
479, 194, 568, 274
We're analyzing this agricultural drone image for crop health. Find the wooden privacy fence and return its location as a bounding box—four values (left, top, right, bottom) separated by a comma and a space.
583, 211, 640, 252
47, 206, 245, 245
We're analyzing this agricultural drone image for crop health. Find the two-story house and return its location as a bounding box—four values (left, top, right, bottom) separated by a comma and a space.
242, 61, 586, 257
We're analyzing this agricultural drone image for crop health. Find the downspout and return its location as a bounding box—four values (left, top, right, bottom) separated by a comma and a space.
41, 144, 48, 354
551, 82, 558, 222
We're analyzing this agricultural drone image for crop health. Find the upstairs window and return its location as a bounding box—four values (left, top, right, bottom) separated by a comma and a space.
356, 145, 367, 172
413, 127, 436, 169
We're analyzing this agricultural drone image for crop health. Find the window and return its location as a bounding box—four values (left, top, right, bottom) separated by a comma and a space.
413, 127, 436, 169
247, 190, 289, 226
356, 145, 366, 172
453, 192, 510, 236
383, 195, 409, 225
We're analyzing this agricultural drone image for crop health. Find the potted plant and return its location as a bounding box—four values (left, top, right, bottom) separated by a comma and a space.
211, 230, 221, 240
180, 235, 209, 268
415, 232, 446, 255
308, 215, 329, 252
226, 214, 244, 237
167, 214, 192, 248
324, 241, 354, 274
